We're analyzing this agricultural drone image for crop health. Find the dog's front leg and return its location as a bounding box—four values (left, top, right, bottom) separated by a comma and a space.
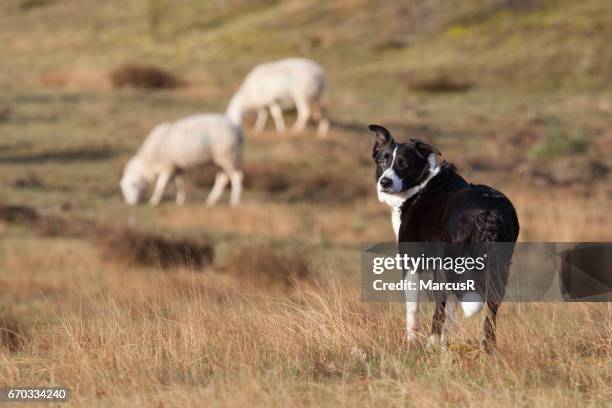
442, 294, 458, 344
403, 270, 421, 346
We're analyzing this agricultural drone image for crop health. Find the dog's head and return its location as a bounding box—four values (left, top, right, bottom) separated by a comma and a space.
368, 124, 441, 201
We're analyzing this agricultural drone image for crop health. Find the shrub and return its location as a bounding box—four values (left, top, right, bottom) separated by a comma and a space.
406, 72, 473, 93
110, 64, 181, 90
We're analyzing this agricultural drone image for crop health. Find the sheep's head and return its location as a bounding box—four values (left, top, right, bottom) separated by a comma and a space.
226, 94, 245, 126
120, 158, 148, 205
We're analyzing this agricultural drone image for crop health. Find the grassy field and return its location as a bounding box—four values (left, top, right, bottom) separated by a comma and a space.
0, 0, 611, 406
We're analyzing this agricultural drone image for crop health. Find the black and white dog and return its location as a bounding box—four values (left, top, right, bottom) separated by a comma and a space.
368, 124, 519, 350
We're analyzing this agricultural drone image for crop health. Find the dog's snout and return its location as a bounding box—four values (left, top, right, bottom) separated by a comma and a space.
379, 177, 393, 189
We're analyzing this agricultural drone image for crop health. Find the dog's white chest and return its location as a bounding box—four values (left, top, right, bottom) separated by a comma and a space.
391, 207, 402, 240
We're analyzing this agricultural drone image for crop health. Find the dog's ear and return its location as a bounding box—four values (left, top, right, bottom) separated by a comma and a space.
368, 124, 394, 157
410, 138, 441, 158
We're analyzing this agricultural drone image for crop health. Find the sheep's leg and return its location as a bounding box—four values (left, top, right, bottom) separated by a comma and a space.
150, 170, 172, 206
269, 103, 286, 133
253, 109, 268, 133
175, 174, 186, 205
228, 170, 244, 206
317, 118, 330, 139
312, 100, 330, 138
206, 172, 229, 207
291, 96, 310, 134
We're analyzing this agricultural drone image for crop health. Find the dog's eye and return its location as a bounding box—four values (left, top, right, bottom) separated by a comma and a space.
378, 156, 388, 167
396, 157, 408, 168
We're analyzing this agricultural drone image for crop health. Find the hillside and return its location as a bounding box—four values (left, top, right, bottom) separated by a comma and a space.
2, 0, 612, 96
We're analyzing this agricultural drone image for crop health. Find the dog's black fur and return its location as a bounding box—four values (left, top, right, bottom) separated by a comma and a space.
369, 124, 520, 350
397, 161, 519, 243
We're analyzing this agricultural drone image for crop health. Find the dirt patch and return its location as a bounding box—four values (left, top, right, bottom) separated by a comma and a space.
0, 317, 26, 353
19, 0, 56, 11
373, 37, 410, 51
0, 204, 40, 224
110, 64, 182, 90
1, 204, 213, 270
403, 71, 473, 93
227, 244, 310, 289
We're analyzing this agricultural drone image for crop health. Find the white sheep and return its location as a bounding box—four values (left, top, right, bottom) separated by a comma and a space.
120, 114, 243, 206
226, 57, 329, 137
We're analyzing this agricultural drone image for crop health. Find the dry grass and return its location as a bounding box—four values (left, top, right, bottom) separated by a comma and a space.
227, 244, 310, 291
2, 1, 612, 405
511, 187, 612, 241
0, 316, 26, 353
0, 251, 609, 406
1, 198, 610, 407
0, 205, 214, 269
38, 66, 112, 91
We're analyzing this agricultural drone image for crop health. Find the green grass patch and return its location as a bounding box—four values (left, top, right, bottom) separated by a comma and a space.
529, 126, 588, 158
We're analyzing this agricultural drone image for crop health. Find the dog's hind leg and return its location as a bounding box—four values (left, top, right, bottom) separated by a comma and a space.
483, 300, 500, 352
428, 301, 446, 349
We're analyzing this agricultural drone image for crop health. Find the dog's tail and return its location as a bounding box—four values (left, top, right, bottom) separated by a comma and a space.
473, 210, 514, 304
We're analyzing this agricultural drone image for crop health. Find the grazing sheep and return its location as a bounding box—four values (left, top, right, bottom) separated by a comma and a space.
226, 58, 329, 137
120, 114, 243, 206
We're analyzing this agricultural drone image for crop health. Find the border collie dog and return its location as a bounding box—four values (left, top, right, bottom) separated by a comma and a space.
368, 124, 519, 350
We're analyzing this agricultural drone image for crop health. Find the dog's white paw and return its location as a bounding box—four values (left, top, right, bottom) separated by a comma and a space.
426, 335, 439, 350
426, 335, 448, 351
406, 331, 418, 348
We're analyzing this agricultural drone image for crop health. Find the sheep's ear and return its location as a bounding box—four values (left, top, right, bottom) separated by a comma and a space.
368, 124, 394, 157
410, 138, 441, 158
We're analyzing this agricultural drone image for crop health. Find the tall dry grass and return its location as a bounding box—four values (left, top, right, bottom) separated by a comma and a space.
1, 142, 610, 406
0, 243, 609, 407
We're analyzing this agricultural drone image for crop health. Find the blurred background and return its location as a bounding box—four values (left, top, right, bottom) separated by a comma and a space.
1, 0, 611, 238
0, 1, 611, 406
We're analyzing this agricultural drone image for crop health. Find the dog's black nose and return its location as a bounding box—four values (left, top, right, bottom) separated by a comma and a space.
379, 177, 393, 189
